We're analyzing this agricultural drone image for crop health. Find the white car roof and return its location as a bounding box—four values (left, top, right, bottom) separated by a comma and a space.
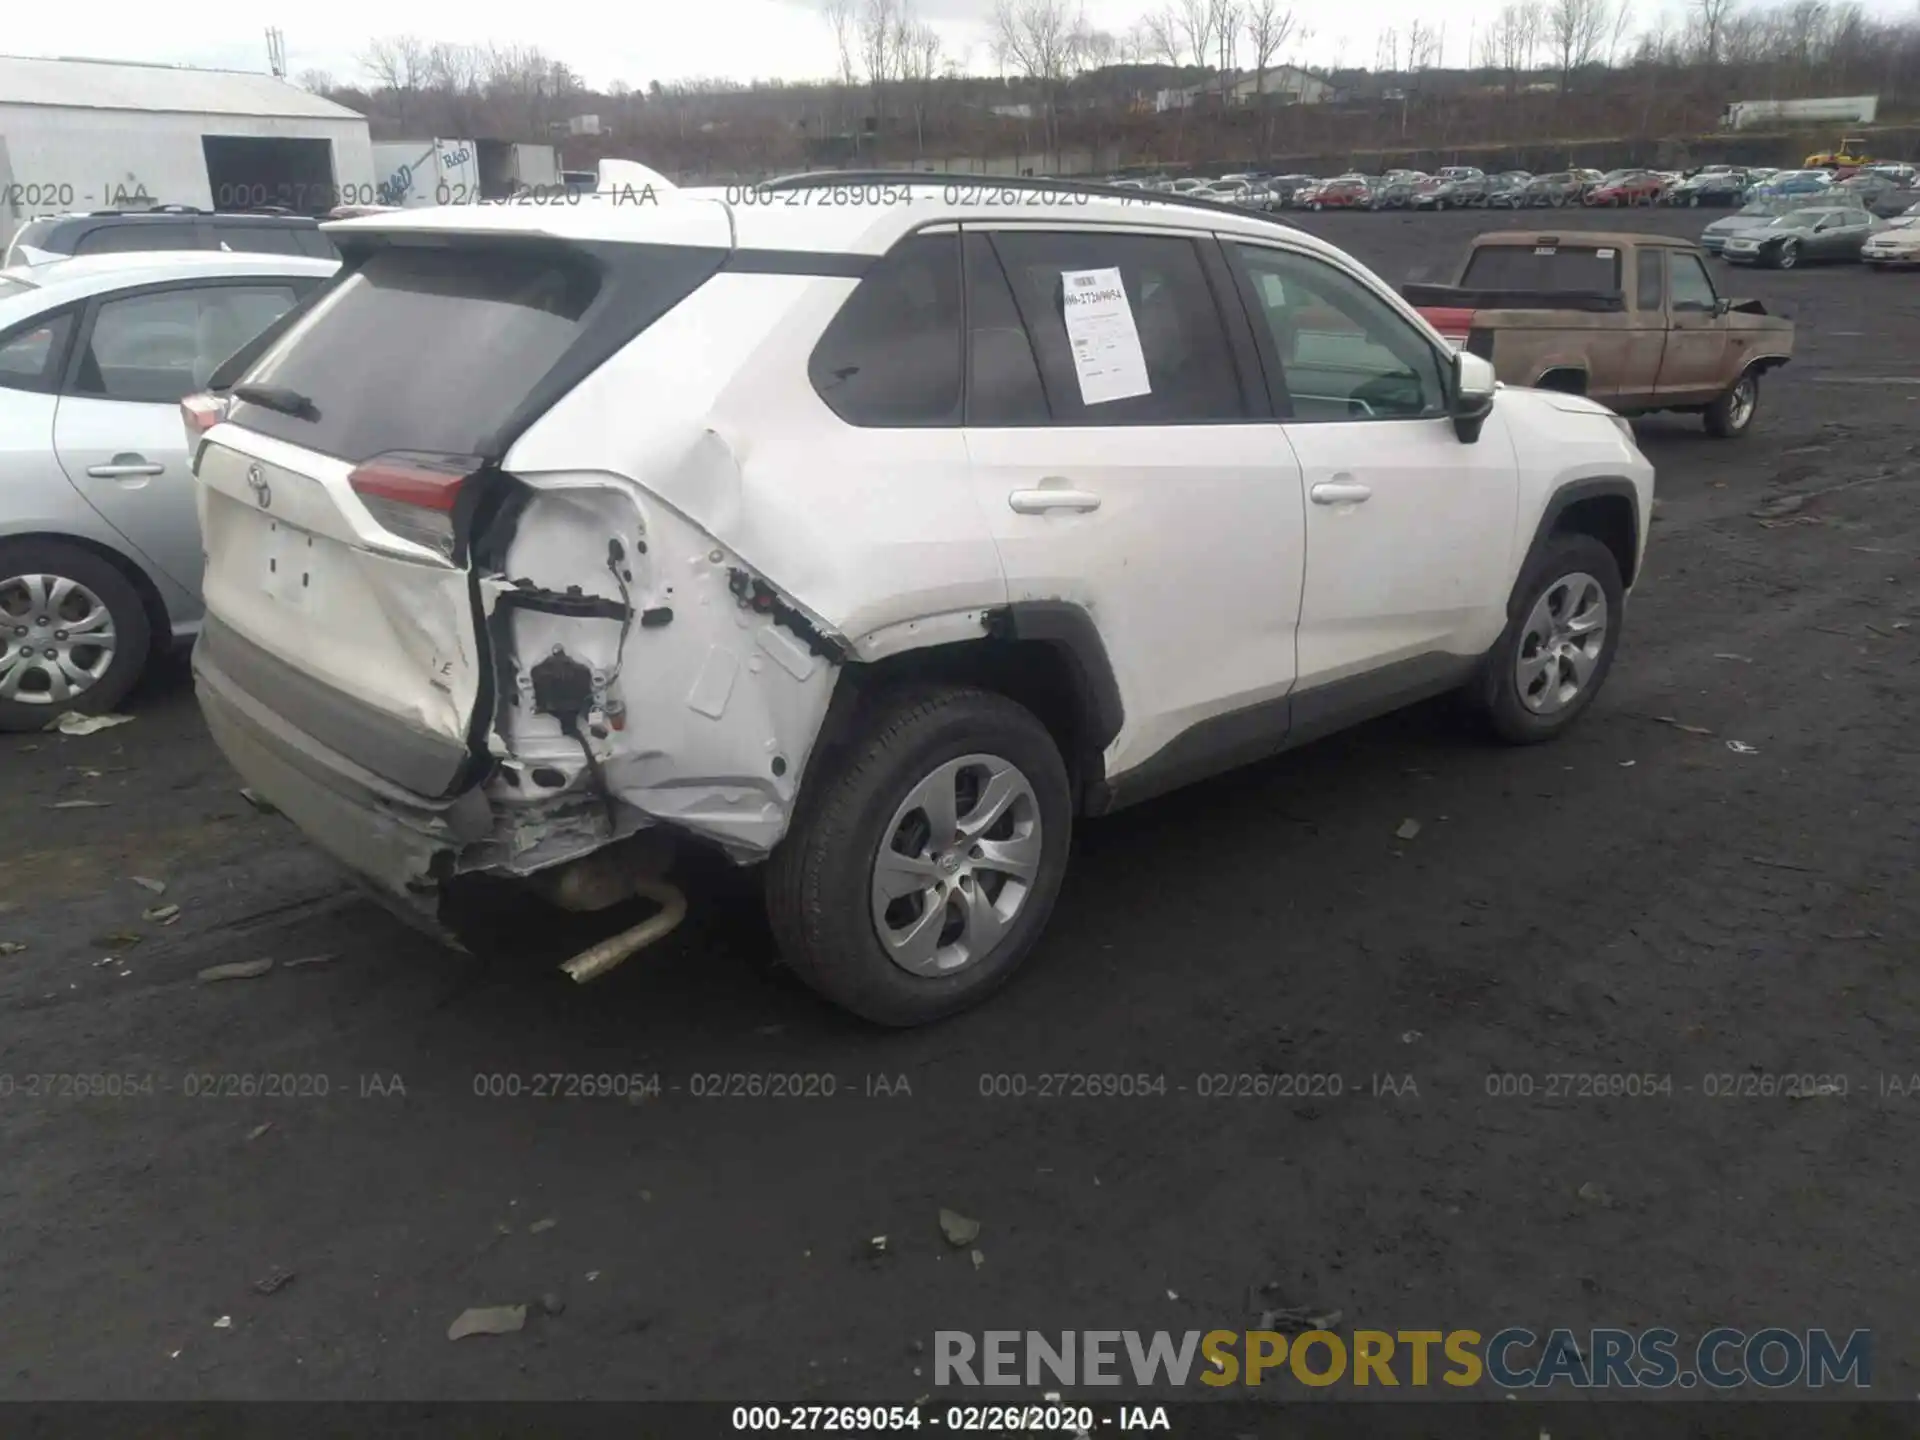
319, 181, 1350, 264
0, 250, 338, 309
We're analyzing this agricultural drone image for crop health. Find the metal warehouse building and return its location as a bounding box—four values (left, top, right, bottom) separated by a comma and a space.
0, 56, 376, 242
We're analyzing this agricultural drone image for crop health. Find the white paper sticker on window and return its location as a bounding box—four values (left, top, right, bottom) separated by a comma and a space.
1060, 267, 1151, 405
1596, 247, 1616, 258
1534, 246, 1556, 255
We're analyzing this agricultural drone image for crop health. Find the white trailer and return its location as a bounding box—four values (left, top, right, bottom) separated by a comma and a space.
371, 139, 482, 206
1722, 95, 1879, 130
475, 140, 561, 196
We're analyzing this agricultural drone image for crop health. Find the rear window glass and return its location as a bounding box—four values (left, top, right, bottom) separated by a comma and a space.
1460, 244, 1622, 292
74, 224, 199, 256
229, 245, 603, 462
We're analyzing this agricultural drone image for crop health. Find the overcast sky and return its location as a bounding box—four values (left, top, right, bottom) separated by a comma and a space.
5, 0, 1910, 93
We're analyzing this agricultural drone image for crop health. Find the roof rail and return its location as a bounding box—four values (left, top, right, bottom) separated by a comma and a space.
753, 169, 1295, 230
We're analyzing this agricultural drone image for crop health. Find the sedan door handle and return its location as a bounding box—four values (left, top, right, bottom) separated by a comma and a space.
1310, 481, 1373, 505
87, 461, 165, 478
1009, 488, 1101, 514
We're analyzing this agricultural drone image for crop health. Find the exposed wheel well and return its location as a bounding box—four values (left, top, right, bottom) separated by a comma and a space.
1550, 494, 1638, 587
0, 531, 172, 653
808, 639, 1102, 811
1535, 368, 1589, 396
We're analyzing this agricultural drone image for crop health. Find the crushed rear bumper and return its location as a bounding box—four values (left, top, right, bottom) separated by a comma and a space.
193, 627, 490, 931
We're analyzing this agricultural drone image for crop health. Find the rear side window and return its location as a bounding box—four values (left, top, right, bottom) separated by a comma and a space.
229, 244, 605, 461
809, 233, 962, 427
1460, 244, 1622, 292
989, 230, 1244, 425
0, 308, 74, 392
963, 233, 1047, 425
73, 283, 301, 404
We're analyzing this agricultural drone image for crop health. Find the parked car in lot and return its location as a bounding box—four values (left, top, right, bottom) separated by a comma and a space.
183, 177, 1654, 1025
1403, 230, 1793, 438
0, 251, 338, 727
1585, 170, 1667, 206
1367, 176, 1424, 210
1257, 175, 1317, 209
1300, 177, 1372, 210
1668, 167, 1750, 207
1416, 171, 1489, 209
1862, 213, 1920, 267
1484, 173, 1533, 208
1700, 196, 1804, 254
1831, 172, 1920, 218
1744, 169, 1833, 202
1720, 205, 1880, 268
1521, 173, 1587, 207
4, 207, 339, 268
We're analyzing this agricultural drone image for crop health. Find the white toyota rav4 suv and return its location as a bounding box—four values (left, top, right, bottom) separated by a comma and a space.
186, 175, 1653, 1025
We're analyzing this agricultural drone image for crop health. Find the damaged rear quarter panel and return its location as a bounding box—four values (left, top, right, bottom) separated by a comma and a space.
479, 474, 840, 860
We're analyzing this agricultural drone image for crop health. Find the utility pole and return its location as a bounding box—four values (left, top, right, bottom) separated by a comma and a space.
265, 27, 287, 79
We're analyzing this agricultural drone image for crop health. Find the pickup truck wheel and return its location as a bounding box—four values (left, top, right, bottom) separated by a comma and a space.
765, 685, 1072, 1027
1705, 370, 1760, 437
1475, 535, 1624, 746
0, 539, 152, 733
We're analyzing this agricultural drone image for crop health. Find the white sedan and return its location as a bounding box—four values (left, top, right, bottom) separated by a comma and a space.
0, 250, 337, 727
1863, 213, 1920, 268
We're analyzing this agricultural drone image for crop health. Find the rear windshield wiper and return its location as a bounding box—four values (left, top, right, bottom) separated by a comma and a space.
232, 383, 320, 422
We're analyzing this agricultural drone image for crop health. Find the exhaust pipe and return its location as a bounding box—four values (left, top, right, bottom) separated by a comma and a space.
560, 876, 688, 983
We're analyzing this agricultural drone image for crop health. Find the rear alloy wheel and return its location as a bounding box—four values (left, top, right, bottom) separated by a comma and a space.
1705, 369, 1760, 438
1772, 238, 1800, 270
0, 539, 152, 733
765, 686, 1071, 1026
1474, 534, 1624, 745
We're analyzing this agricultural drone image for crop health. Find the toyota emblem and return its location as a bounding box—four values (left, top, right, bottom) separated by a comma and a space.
246, 463, 272, 509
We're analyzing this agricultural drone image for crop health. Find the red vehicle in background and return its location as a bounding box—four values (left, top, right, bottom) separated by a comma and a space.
1300, 177, 1373, 211
1585, 169, 1668, 206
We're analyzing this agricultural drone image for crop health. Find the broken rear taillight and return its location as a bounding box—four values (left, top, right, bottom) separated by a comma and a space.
180, 392, 229, 448
347, 451, 485, 561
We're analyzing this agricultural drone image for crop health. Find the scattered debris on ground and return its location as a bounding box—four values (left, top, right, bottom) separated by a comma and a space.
253, 1267, 296, 1295
49, 800, 110, 810
142, 904, 180, 923
197, 959, 274, 983
46, 712, 135, 737
938, 1209, 980, 1247
1395, 819, 1422, 841
529, 1217, 557, 1234
283, 953, 338, 969
539, 1293, 566, 1316
238, 788, 278, 815
130, 876, 167, 894
1577, 1181, 1613, 1207
246, 1123, 273, 1142
0, 942, 26, 956
448, 1305, 527, 1340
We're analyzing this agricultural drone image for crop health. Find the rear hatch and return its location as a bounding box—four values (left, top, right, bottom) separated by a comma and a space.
192, 207, 733, 797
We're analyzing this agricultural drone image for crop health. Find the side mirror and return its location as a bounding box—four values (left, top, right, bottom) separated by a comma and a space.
1713, 296, 1732, 317
1451, 350, 1497, 444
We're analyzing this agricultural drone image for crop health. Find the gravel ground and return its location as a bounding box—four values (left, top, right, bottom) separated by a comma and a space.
2, 206, 1917, 1402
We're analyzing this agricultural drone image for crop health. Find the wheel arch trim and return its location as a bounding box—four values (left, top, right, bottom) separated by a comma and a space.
1519, 478, 1643, 598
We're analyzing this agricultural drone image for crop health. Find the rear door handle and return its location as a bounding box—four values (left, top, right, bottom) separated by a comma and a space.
1009, 488, 1101, 514
87, 460, 165, 479
1310, 481, 1372, 505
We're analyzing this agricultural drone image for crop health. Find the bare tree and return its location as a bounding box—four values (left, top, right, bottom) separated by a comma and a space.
1607, 0, 1634, 63
821, 0, 860, 141
1406, 17, 1442, 69
899, 19, 946, 155
1143, 6, 1189, 64
1547, 0, 1612, 85
1243, 0, 1297, 98
1690, 0, 1738, 62
295, 68, 335, 94
1178, 0, 1215, 80
360, 36, 431, 128
1208, 0, 1244, 75
990, 0, 1086, 151
858, 0, 903, 128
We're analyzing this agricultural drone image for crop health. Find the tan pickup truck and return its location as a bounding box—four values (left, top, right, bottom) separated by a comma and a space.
1402, 231, 1795, 437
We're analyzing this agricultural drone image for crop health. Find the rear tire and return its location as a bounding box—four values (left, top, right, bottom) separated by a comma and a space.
0, 539, 152, 734
1473, 534, 1625, 746
765, 685, 1073, 1026
1705, 369, 1760, 438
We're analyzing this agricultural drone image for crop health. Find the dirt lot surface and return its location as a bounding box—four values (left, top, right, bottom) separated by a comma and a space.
3, 207, 1917, 1403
